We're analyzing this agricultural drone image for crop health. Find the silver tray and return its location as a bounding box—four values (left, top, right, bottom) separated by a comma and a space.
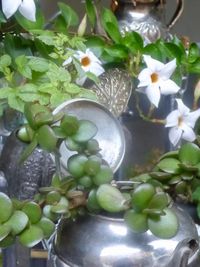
53, 99, 125, 172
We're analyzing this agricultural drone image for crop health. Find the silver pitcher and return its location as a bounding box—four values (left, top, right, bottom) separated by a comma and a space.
51, 205, 200, 267
112, 0, 184, 43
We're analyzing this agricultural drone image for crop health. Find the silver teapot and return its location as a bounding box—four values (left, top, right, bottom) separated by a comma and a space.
51, 205, 200, 267
112, 0, 184, 43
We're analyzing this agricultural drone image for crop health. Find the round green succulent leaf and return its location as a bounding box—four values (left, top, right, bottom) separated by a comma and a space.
131, 183, 155, 212
46, 191, 61, 205
5, 210, 29, 235
150, 172, 172, 181
93, 165, 113, 186
78, 175, 93, 188
124, 209, 148, 233
159, 150, 179, 160
179, 143, 200, 165
157, 158, 181, 174
96, 184, 127, 213
17, 126, 32, 142
19, 225, 44, 248
60, 115, 79, 136
22, 202, 42, 224
0, 235, 15, 248
86, 139, 100, 154
67, 154, 88, 178
65, 137, 82, 151
51, 197, 69, 214
0, 193, 13, 223
43, 205, 59, 221
71, 120, 97, 143
36, 217, 55, 239
86, 189, 101, 212
148, 208, 179, 239
147, 192, 169, 210
37, 125, 58, 152
0, 224, 11, 242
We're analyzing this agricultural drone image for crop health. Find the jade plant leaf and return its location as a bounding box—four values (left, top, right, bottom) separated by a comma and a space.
36, 217, 55, 239
84, 158, 101, 177
0, 193, 13, 223
19, 225, 44, 248
92, 165, 113, 185
124, 210, 148, 233
0, 225, 11, 242
22, 202, 42, 224
60, 115, 79, 136
131, 183, 155, 212
157, 158, 181, 174
179, 143, 200, 165
148, 208, 179, 239
96, 184, 127, 213
71, 120, 97, 143
5, 211, 29, 235
37, 125, 58, 152
67, 154, 88, 178
146, 192, 169, 210
86, 189, 101, 212
0, 235, 15, 248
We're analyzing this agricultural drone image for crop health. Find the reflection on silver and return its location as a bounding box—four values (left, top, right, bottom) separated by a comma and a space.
51, 206, 200, 267
53, 99, 125, 172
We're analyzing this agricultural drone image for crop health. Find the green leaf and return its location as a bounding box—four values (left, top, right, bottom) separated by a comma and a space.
19, 225, 44, 248
85, 0, 96, 27
157, 158, 181, 174
179, 142, 200, 165
37, 125, 58, 152
19, 137, 38, 163
8, 94, 24, 112
124, 210, 148, 233
104, 45, 128, 59
58, 2, 79, 28
47, 64, 71, 83
122, 31, 143, 53
188, 43, 200, 63
22, 202, 42, 224
148, 208, 178, 239
101, 8, 121, 43
0, 193, 13, 223
64, 83, 81, 94
192, 187, 200, 202
0, 88, 11, 99
36, 217, 55, 239
0, 225, 11, 242
131, 183, 155, 212
188, 58, 200, 74
163, 43, 183, 63
72, 120, 97, 143
15, 8, 45, 31
50, 93, 70, 108
18, 84, 39, 102
5, 211, 29, 235
143, 44, 162, 61
0, 11, 6, 23
146, 192, 168, 210
28, 57, 49, 72
96, 184, 127, 212
0, 55, 11, 70
15, 55, 32, 79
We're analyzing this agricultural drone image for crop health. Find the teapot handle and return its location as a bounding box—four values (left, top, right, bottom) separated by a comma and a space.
167, 0, 184, 30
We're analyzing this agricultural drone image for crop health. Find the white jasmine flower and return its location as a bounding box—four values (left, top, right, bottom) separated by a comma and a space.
137, 55, 180, 108
165, 99, 200, 146
2, 0, 36, 22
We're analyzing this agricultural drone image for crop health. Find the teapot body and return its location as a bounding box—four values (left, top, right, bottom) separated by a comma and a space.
51, 206, 200, 267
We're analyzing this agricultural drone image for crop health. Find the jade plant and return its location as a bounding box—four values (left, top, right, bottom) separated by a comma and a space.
0, 102, 178, 248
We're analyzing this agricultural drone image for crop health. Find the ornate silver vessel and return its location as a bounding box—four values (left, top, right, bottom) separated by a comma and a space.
51, 206, 200, 267
112, 0, 184, 43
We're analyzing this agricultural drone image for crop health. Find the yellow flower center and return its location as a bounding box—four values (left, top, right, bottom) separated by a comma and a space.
151, 73, 159, 83
178, 116, 183, 126
81, 56, 91, 67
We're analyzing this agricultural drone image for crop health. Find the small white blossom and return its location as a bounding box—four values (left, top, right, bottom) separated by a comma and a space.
137, 55, 180, 108
2, 0, 36, 22
63, 48, 104, 85
165, 99, 200, 146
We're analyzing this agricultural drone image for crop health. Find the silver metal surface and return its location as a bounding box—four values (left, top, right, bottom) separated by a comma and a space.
51, 206, 200, 267
53, 99, 125, 172
114, 0, 184, 43
91, 68, 133, 117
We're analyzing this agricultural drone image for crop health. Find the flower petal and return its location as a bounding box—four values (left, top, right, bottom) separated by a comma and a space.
63, 57, 73, 66
89, 62, 104, 76
184, 108, 200, 128
76, 75, 87, 86
145, 84, 161, 108
176, 99, 190, 115
19, 0, 36, 21
143, 55, 164, 72
2, 0, 21, 19
169, 127, 183, 146
181, 124, 196, 142
159, 79, 180, 95
86, 49, 101, 64
159, 59, 176, 80
137, 68, 152, 87
165, 110, 180, 127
